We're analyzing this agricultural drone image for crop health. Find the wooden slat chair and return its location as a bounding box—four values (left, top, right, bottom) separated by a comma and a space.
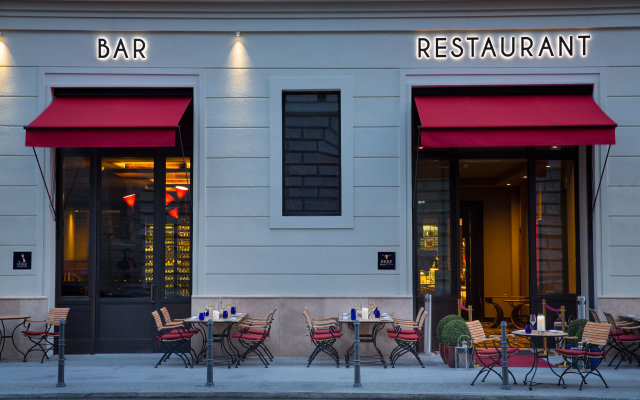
233, 307, 277, 368
589, 308, 602, 323
386, 306, 425, 335
556, 322, 611, 390
21, 307, 70, 363
466, 320, 518, 386
603, 312, 640, 369
159, 307, 199, 335
302, 308, 342, 367
151, 310, 195, 368
387, 309, 428, 368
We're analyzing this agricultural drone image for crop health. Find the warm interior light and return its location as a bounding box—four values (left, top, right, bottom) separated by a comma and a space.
176, 186, 189, 199
168, 208, 179, 218
165, 192, 175, 205
123, 194, 136, 208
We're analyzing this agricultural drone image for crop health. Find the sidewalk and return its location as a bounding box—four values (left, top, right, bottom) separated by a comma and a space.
0, 353, 638, 399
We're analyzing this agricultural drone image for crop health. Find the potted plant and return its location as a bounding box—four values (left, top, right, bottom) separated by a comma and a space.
437, 314, 465, 362
566, 318, 588, 347
441, 319, 471, 368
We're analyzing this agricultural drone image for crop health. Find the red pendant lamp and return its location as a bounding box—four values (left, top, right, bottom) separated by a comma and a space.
176, 185, 188, 199
123, 194, 136, 208
165, 192, 175, 205
168, 208, 179, 219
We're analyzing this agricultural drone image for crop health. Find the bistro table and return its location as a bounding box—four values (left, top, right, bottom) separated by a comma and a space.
184, 312, 246, 368
513, 329, 568, 391
338, 312, 393, 368
0, 315, 29, 361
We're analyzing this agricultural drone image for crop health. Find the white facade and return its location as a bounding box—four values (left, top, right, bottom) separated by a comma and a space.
1, 0, 639, 357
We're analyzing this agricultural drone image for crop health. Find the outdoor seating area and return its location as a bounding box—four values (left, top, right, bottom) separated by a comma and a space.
3, 301, 639, 398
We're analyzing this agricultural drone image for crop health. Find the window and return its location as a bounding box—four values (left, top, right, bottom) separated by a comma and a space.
282, 91, 341, 216
269, 77, 353, 229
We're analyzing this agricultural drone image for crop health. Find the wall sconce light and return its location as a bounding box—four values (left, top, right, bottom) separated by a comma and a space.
235, 30, 240, 38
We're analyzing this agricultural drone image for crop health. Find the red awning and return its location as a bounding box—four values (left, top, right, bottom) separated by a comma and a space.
25, 96, 192, 147
416, 94, 617, 148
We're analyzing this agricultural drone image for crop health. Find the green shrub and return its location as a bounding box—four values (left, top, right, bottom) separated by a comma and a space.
437, 314, 464, 343
441, 319, 471, 347
566, 318, 588, 347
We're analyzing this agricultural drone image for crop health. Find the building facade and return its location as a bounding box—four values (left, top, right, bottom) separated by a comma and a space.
1, 0, 639, 358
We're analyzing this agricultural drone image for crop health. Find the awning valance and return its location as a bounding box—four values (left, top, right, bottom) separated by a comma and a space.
25, 96, 192, 148
416, 94, 617, 148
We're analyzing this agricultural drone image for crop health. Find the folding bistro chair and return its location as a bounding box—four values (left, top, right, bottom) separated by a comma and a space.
603, 312, 640, 369
160, 307, 199, 335
387, 308, 427, 368
234, 307, 277, 368
556, 322, 611, 390
21, 307, 70, 363
302, 308, 342, 367
151, 310, 195, 368
466, 320, 518, 386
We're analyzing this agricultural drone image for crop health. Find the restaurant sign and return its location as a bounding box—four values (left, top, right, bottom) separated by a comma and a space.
13, 252, 31, 270
378, 252, 396, 270
417, 33, 591, 61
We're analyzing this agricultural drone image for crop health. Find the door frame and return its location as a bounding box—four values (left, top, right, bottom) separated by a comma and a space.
414, 147, 583, 339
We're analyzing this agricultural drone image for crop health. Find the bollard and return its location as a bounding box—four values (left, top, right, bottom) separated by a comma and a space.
353, 319, 361, 388
577, 296, 586, 320
424, 294, 432, 354
56, 319, 66, 388
206, 319, 214, 387
500, 321, 510, 390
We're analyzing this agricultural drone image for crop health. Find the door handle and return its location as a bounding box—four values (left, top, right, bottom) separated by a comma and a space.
150, 283, 155, 303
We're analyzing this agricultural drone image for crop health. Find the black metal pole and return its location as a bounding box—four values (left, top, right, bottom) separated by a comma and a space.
500, 321, 510, 390
56, 319, 66, 388
353, 319, 361, 388
206, 319, 214, 387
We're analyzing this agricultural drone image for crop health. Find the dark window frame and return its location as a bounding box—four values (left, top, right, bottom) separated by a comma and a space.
281, 90, 341, 216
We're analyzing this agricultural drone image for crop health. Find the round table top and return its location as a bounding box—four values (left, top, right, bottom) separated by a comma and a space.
512, 329, 567, 337
0, 315, 30, 320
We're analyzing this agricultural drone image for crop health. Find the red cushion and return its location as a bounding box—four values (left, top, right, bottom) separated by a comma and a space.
169, 328, 199, 335
476, 348, 518, 356
232, 332, 241, 339
239, 333, 264, 341
160, 333, 193, 341
610, 329, 626, 336
245, 328, 267, 335
311, 333, 339, 341
618, 334, 640, 341
22, 331, 48, 336
314, 328, 342, 334
586, 351, 606, 358
394, 333, 420, 340
387, 328, 417, 335
557, 348, 587, 356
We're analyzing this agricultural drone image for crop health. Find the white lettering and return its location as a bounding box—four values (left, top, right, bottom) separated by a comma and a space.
416, 33, 591, 61
96, 37, 148, 61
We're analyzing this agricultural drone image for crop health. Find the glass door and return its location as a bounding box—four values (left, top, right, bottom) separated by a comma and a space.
530, 159, 577, 324
97, 156, 156, 352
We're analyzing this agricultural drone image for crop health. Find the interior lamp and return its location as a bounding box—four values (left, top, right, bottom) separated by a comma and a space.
175, 185, 188, 199
168, 208, 179, 219
123, 194, 136, 208
165, 192, 175, 205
